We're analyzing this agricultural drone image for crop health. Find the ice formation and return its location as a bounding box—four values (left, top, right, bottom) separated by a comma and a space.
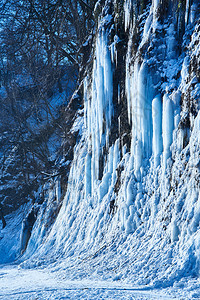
84, 27, 113, 190
152, 95, 163, 167
162, 94, 174, 169
1, 0, 199, 295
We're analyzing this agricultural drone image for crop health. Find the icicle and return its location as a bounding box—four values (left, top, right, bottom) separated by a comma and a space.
171, 219, 179, 243
185, 0, 190, 26
153, 0, 159, 11
110, 42, 115, 64
126, 53, 154, 176
118, 84, 120, 104
172, 91, 181, 129
152, 95, 163, 167
131, 61, 153, 158
189, 3, 197, 24
55, 176, 61, 203
152, 0, 159, 21
112, 139, 120, 185
113, 139, 120, 169
103, 32, 113, 128
125, 64, 131, 124
122, 145, 127, 157
167, 23, 176, 59
85, 152, 92, 198
110, 35, 119, 66
130, 60, 140, 155
85, 28, 113, 187
134, 140, 142, 181
98, 172, 112, 202
137, 62, 148, 153
124, 0, 132, 31
126, 178, 135, 206
108, 145, 114, 174
162, 94, 174, 169
143, 11, 153, 38
95, 37, 104, 143
84, 77, 88, 130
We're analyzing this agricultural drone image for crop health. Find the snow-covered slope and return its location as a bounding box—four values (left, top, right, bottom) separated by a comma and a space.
1, 0, 200, 294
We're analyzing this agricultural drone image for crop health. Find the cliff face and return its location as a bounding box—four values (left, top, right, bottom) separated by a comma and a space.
19, 0, 200, 288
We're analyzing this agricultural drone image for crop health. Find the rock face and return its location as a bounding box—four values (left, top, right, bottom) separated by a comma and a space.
21, 0, 200, 288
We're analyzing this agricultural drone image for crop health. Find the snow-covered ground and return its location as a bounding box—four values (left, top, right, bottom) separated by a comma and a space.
0, 264, 185, 300
0, 207, 200, 299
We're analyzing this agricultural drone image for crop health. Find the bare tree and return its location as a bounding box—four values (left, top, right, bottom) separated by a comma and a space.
0, 0, 97, 214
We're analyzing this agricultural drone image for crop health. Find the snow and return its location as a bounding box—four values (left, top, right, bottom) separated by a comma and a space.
0, 265, 182, 300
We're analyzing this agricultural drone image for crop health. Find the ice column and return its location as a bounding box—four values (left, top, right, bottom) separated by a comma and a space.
134, 140, 143, 181
131, 61, 153, 159
124, 0, 132, 31
152, 0, 160, 21
84, 29, 113, 194
85, 152, 92, 198
162, 94, 174, 169
111, 139, 120, 185
55, 176, 61, 203
152, 95, 163, 167
126, 56, 154, 178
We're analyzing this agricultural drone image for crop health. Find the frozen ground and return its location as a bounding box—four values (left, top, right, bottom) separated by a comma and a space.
1, 194, 200, 299
0, 264, 181, 300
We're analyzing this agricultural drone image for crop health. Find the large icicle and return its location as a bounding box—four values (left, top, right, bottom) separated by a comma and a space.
152, 95, 163, 167
162, 94, 174, 169
124, 0, 132, 31
85, 151, 92, 198
152, 0, 159, 19
126, 58, 154, 177
84, 26, 113, 194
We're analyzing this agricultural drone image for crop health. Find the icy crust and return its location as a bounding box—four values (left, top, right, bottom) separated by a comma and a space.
19, 0, 200, 292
